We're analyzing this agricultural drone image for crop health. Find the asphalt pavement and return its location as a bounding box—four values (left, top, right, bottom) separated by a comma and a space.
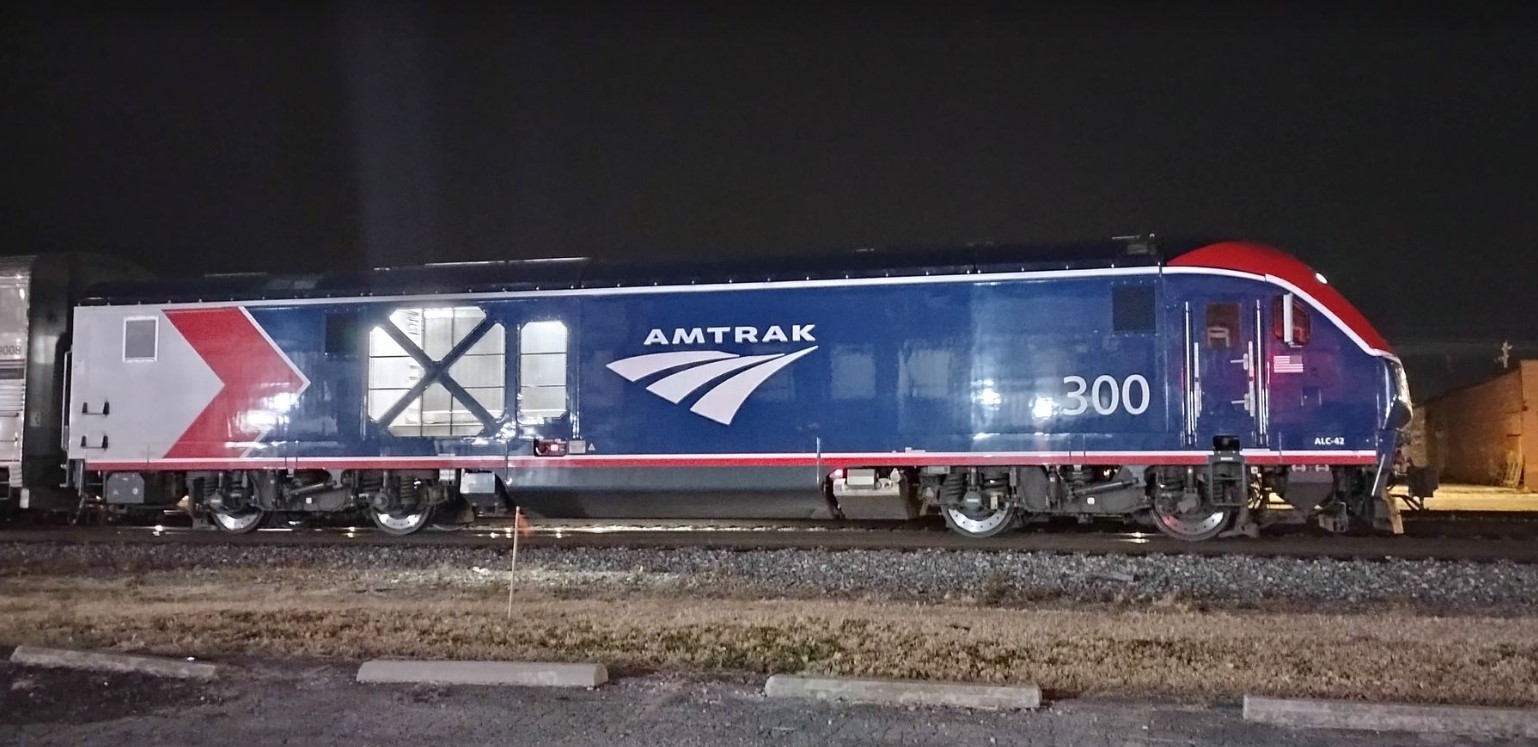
1, 657, 1524, 747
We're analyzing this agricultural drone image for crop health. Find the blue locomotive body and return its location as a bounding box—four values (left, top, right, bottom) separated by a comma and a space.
50, 239, 1409, 538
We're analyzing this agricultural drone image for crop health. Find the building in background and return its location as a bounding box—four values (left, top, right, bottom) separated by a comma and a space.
1419, 360, 1538, 489
1393, 337, 1538, 402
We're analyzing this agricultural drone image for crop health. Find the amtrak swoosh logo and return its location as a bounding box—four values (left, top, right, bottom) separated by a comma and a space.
606, 347, 818, 425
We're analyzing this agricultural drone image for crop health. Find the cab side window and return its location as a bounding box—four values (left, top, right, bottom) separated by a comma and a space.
1204, 303, 1239, 349
1270, 295, 1311, 346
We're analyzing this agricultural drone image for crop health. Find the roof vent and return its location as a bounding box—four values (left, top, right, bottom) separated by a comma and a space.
1113, 233, 1157, 256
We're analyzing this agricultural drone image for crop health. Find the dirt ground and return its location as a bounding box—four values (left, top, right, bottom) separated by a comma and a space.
2, 565, 1537, 707
1, 653, 227, 727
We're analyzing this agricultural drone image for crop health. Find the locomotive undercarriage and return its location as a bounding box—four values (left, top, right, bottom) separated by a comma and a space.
196, 469, 460, 535
838, 461, 1384, 541
86, 469, 491, 536
79, 459, 1383, 541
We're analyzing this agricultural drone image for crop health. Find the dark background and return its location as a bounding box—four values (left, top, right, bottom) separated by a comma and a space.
3, 2, 1535, 394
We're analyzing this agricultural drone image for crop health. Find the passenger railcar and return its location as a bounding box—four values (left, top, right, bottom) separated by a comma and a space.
2, 237, 1412, 540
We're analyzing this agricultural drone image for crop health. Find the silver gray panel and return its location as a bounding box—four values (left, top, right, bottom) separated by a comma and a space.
67, 306, 223, 462
0, 262, 32, 486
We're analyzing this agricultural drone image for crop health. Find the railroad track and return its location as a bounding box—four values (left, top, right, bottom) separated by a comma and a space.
2, 512, 1535, 563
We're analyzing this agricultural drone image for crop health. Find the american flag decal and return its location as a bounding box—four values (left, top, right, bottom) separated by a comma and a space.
1273, 354, 1304, 374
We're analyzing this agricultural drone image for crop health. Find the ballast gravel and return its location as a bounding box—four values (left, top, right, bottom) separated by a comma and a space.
5, 541, 1537, 612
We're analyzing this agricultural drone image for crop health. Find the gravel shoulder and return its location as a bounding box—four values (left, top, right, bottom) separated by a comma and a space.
7, 541, 1538, 613
2, 542, 1537, 706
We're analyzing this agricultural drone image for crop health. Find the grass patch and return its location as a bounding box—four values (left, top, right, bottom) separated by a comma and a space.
2, 570, 1538, 706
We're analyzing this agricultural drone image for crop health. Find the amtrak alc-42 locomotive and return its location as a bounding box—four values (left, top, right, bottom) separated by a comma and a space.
0, 237, 1411, 540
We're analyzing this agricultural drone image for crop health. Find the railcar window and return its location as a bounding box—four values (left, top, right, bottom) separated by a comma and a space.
123, 317, 157, 362
517, 320, 568, 424
367, 306, 506, 437
0, 284, 27, 360
1270, 296, 1312, 346
1204, 303, 1239, 349
1112, 285, 1156, 332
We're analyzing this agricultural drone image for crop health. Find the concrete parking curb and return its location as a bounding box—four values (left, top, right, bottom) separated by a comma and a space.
764, 674, 1040, 710
1243, 695, 1538, 738
9, 645, 218, 680
356, 660, 607, 688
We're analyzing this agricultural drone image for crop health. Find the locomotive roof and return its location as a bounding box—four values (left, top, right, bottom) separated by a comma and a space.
79, 235, 1213, 305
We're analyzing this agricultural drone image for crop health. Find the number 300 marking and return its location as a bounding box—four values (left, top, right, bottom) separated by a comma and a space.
1062, 374, 1150, 416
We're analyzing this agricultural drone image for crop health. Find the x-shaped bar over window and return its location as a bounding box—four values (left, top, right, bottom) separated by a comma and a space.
373, 313, 501, 435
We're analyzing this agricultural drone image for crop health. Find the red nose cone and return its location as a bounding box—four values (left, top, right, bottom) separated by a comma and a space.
1169, 241, 1392, 355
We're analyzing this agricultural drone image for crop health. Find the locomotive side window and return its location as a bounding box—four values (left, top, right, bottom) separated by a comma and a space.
517, 320, 568, 424
1270, 294, 1311, 346
1111, 285, 1156, 332
123, 317, 158, 362
367, 306, 506, 437
1204, 303, 1239, 349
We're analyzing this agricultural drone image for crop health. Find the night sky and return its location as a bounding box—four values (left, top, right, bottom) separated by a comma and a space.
4, 2, 1536, 347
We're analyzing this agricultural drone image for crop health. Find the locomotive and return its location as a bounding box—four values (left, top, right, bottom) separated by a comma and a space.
0, 236, 1411, 540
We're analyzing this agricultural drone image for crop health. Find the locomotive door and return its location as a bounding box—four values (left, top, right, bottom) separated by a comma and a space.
1183, 298, 1267, 448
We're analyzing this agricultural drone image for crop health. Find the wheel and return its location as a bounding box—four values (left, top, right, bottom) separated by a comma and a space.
1149, 495, 1232, 541
209, 507, 265, 534
369, 506, 432, 536
942, 505, 1020, 538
